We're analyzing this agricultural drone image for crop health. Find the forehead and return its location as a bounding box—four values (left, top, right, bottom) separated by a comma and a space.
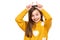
32, 9, 40, 15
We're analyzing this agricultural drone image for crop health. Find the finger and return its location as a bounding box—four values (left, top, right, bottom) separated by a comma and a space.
32, 2, 34, 5
29, 2, 34, 8
29, 2, 33, 7
36, 1, 38, 5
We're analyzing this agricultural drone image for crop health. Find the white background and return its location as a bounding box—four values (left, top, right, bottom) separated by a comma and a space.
0, 0, 60, 40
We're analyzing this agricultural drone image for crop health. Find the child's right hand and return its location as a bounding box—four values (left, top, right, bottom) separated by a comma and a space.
26, 2, 33, 11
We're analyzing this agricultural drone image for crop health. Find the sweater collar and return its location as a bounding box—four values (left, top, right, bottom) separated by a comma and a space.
34, 21, 42, 25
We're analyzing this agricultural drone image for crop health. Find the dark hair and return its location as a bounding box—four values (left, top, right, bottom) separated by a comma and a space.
25, 5, 43, 37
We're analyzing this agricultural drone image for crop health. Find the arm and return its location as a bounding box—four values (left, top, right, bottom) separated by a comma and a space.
40, 9, 52, 32
15, 3, 33, 31
15, 9, 28, 31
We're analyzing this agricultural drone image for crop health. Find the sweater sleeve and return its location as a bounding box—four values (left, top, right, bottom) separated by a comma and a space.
40, 9, 52, 32
15, 9, 28, 31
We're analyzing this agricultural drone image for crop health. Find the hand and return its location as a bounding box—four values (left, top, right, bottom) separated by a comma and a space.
36, 2, 43, 10
26, 2, 33, 11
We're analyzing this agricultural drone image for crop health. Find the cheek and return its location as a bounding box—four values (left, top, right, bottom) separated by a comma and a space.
37, 15, 41, 19
31, 17, 34, 20
39, 14, 41, 18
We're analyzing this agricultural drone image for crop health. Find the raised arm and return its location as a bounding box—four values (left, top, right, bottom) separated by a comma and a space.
40, 9, 52, 32
15, 4, 32, 31
36, 2, 52, 32
15, 9, 28, 31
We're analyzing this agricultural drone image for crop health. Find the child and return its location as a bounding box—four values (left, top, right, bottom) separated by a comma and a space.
15, 2, 52, 40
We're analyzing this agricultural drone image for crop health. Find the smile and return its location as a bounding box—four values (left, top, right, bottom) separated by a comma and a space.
34, 18, 39, 21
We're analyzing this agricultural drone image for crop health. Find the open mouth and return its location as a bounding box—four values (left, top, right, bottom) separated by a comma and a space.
34, 18, 39, 21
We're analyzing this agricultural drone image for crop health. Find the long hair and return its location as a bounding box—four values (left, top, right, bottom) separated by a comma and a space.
25, 5, 43, 37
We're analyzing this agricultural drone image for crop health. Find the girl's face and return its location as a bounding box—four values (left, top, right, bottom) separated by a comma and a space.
31, 9, 41, 23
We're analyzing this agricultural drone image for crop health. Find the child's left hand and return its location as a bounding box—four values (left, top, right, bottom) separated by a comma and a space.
36, 2, 43, 10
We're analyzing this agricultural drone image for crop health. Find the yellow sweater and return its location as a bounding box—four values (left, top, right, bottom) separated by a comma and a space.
15, 8, 52, 40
